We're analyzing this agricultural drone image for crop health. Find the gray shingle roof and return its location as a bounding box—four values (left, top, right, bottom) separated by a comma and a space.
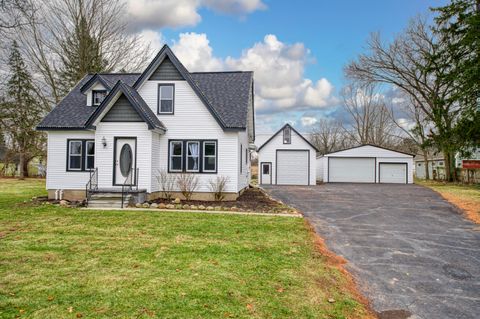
38, 46, 253, 131
37, 73, 139, 129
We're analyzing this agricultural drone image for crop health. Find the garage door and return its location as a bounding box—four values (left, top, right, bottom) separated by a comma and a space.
277, 150, 309, 185
379, 163, 407, 184
329, 157, 375, 183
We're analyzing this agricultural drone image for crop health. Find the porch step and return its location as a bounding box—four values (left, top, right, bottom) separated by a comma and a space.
87, 193, 131, 208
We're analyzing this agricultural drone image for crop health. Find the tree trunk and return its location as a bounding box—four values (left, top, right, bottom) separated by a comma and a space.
443, 151, 455, 182
18, 153, 25, 180
22, 158, 29, 178
422, 149, 430, 180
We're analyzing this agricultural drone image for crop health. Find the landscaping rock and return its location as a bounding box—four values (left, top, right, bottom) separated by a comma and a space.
142, 203, 150, 208
182, 204, 190, 210
158, 203, 166, 209
214, 206, 222, 211
198, 205, 206, 210
230, 206, 239, 211
190, 205, 198, 210
175, 204, 183, 209
135, 203, 142, 208
173, 198, 181, 204
59, 200, 70, 207
206, 206, 214, 211
166, 204, 175, 209
150, 203, 158, 209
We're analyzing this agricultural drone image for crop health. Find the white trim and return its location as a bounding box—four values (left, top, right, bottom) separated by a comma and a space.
202, 141, 217, 172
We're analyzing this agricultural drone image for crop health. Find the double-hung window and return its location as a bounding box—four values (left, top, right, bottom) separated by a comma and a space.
92, 90, 107, 106
170, 141, 183, 172
283, 126, 291, 144
186, 141, 200, 172
68, 141, 82, 170
203, 141, 216, 172
169, 140, 217, 173
158, 84, 174, 114
67, 139, 94, 171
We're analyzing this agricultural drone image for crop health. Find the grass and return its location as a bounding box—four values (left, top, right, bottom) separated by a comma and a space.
417, 179, 480, 224
0, 178, 371, 319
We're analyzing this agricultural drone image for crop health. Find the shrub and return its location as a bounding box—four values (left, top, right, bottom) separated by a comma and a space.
155, 169, 176, 200
176, 173, 199, 201
208, 175, 229, 201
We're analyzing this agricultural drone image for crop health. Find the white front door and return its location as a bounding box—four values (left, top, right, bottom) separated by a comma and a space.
260, 162, 272, 185
114, 138, 136, 185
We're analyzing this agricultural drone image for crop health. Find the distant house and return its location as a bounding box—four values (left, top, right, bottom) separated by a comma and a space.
414, 157, 445, 180
37, 45, 255, 205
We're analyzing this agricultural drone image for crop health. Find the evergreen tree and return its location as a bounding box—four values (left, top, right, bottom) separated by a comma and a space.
58, 15, 107, 94
432, 0, 480, 152
0, 41, 45, 179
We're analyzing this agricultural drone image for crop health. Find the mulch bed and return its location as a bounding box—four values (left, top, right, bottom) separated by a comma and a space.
151, 186, 296, 214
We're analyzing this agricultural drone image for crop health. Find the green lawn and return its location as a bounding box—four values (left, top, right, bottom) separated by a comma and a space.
0, 179, 370, 319
417, 179, 480, 224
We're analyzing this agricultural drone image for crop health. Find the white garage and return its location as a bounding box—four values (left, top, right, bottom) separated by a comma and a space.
322, 145, 414, 184
257, 124, 317, 185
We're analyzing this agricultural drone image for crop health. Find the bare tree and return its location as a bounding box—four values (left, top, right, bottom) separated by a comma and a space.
12, 0, 153, 105
155, 169, 176, 200
0, 0, 34, 33
176, 173, 199, 201
341, 82, 397, 147
208, 176, 230, 201
390, 94, 433, 179
345, 17, 459, 180
310, 119, 343, 155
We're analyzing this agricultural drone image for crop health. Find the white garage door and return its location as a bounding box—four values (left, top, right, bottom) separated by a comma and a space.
277, 150, 309, 185
379, 163, 407, 184
329, 157, 375, 183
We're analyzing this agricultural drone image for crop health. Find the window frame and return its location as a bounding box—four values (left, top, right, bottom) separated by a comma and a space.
85, 140, 95, 170
169, 141, 183, 172
168, 140, 218, 174
186, 141, 201, 173
157, 84, 175, 115
92, 90, 107, 106
202, 141, 217, 173
66, 139, 95, 172
283, 126, 291, 144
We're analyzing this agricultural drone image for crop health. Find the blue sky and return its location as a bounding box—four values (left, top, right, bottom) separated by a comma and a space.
127, 0, 446, 133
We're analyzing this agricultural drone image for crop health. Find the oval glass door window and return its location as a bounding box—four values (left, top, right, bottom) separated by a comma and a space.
120, 144, 133, 177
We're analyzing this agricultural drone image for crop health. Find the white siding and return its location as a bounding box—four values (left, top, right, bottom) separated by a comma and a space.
237, 129, 250, 191
46, 131, 95, 190
316, 157, 323, 181
95, 122, 153, 191
257, 128, 316, 185
138, 80, 240, 193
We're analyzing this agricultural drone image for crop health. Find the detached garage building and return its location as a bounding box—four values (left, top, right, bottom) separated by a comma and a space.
257, 124, 317, 185
322, 145, 414, 184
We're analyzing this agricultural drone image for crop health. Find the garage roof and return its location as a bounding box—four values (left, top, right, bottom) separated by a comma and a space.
257, 124, 319, 152
324, 144, 414, 157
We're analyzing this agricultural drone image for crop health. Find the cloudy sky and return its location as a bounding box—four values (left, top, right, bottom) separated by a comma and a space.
125, 0, 445, 133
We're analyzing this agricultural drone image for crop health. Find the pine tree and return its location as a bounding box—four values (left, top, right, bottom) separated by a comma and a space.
0, 41, 45, 179
58, 15, 107, 94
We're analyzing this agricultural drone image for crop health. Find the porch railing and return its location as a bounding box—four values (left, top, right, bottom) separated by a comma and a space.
85, 168, 98, 205
121, 167, 139, 208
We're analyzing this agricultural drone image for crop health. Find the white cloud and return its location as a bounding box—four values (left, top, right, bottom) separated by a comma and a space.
124, 0, 265, 31
225, 34, 336, 112
172, 33, 223, 71
202, 0, 266, 14
138, 29, 164, 52
301, 116, 318, 127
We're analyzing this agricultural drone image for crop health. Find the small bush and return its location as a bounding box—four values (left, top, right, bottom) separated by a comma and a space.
176, 173, 199, 201
208, 175, 229, 201
155, 169, 176, 200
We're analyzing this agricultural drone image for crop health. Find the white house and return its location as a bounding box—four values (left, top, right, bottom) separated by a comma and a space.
256, 124, 318, 186
37, 45, 255, 204
322, 145, 414, 184
316, 155, 324, 182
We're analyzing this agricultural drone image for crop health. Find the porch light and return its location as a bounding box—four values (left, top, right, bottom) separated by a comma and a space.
101, 136, 107, 148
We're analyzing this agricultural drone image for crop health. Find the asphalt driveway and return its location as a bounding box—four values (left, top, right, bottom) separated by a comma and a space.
263, 184, 480, 319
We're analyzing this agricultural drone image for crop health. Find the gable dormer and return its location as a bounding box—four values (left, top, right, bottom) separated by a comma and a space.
80, 74, 112, 106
